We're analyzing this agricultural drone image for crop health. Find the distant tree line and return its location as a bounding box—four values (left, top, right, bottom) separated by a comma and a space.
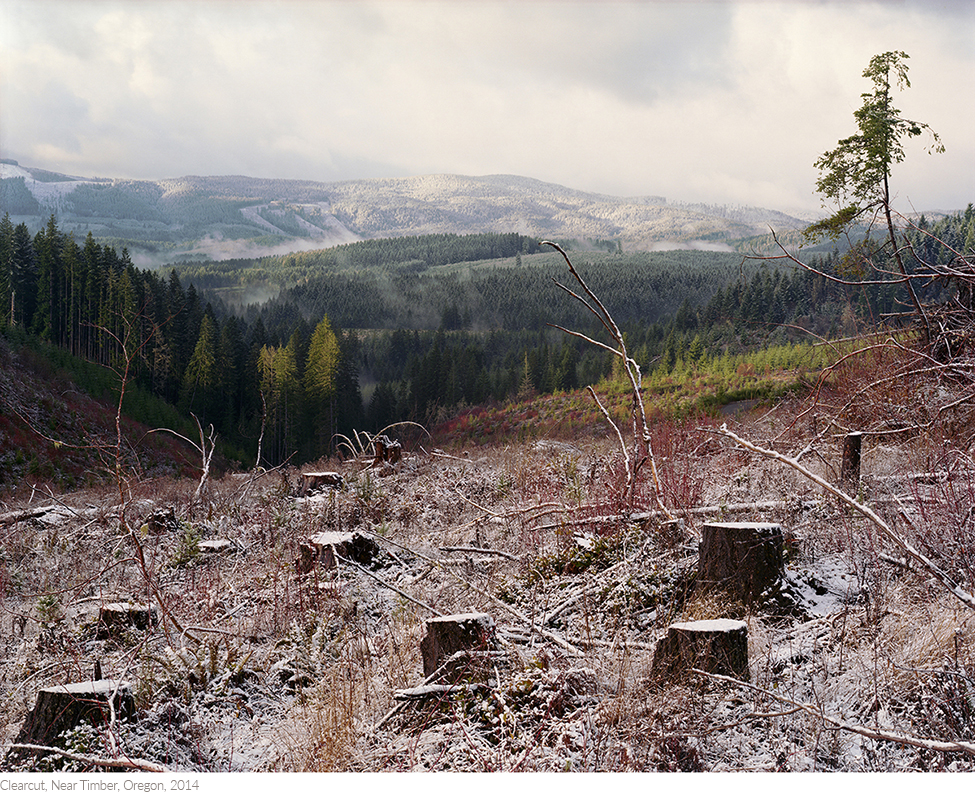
2, 215, 971, 465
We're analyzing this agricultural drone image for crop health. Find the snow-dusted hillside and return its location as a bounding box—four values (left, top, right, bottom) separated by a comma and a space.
0, 161, 813, 261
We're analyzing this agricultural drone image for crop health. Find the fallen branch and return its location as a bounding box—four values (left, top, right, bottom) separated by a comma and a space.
533, 499, 817, 529
364, 528, 583, 657
336, 555, 442, 616
4, 742, 169, 772
440, 545, 520, 562
372, 649, 502, 733
693, 669, 975, 757
717, 424, 975, 612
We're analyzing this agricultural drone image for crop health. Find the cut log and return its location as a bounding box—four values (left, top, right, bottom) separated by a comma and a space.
420, 613, 497, 679
697, 522, 784, 606
95, 603, 157, 638
14, 680, 134, 747
143, 506, 180, 534
652, 619, 749, 681
299, 471, 343, 496
295, 530, 379, 574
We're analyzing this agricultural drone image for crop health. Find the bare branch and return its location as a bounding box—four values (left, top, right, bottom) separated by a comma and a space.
4, 742, 170, 772
694, 669, 975, 757
717, 424, 975, 611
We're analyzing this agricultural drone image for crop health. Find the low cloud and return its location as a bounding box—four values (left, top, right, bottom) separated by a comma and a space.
2, 1, 972, 212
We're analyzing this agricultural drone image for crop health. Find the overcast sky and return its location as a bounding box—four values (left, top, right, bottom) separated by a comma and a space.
1, 0, 972, 212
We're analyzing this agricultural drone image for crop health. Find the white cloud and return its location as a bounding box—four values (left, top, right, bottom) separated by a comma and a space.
1, 0, 972, 211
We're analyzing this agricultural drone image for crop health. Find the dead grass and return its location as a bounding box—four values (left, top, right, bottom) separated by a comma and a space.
1, 345, 975, 771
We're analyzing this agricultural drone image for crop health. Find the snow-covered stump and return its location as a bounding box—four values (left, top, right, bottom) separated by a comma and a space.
299, 471, 343, 496
13, 680, 134, 748
697, 522, 784, 606
420, 613, 497, 680
295, 530, 379, 574
652, 619, 749, 681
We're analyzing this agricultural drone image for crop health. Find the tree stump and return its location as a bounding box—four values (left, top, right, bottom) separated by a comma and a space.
299, 471, 343, 496
652, 619, 749, 681
697, 522, 784, 606
420, 613, 497, 679
95, 603, 157, 639
840, 432, 862, 491
295, 531, 379, 574
14, 680, 134, 747
372, 435, 402, 467
198, 538, 235, 555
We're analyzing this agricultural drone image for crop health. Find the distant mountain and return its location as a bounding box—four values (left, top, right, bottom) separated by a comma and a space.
0, 159, 814, 263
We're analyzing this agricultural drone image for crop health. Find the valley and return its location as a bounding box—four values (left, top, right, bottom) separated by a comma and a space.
0, 158, 972, 774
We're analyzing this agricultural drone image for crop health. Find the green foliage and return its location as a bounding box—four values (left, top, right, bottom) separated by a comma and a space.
36, 593, 63, 627
806, 51, 943, 243
151, 638, 254, 702
169, 523, 202, 568
529, 526, 631, 583
2, 201, 971, 481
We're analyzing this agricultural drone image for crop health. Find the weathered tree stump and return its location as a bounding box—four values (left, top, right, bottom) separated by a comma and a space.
143, 506, 180, 534
197, 538, 235, 555
372, 435, 402, 467
652, 619, 749, 680
299, 471, 343, 496
840, 432, 863, 490
420, 613, 497, 679
295, 530, 379, 574
95, 603, 157, 639
14, 680, 134, 747
697, 522, 784, 606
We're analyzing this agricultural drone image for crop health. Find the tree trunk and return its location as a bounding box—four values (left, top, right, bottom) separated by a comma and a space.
295, 530, 378, 574
697, 522, 784, 606
298, 471, 343, 496
96, 603, 157, 639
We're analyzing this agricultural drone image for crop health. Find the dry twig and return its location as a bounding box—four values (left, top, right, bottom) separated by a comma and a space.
694, 669, 975, 757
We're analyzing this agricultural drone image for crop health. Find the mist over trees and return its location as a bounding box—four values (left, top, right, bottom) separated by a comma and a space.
1, 214, 972, 468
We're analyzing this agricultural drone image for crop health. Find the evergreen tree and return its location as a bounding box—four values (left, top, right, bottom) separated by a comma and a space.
9, 223, 35, 328
0, 214, 13, 326
805, 51, 943, 333
304, 315, 341, 456
180, 313, 220, 427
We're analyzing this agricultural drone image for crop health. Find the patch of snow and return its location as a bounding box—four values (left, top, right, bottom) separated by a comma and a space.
0, 162, 100, 208
671, 619, 747, 633
785, 554, 862, 617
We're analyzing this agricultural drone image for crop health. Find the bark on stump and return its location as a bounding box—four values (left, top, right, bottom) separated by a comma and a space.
299, 471, 343, 496
697, 522, 784, 606
372, 435, 402, 467
652, 619, 749, 681
14, 680, 134, 747
420, 613, 497, 680
295, 531, 379, 574
95, 603, 157, 639
841, 432, 863, 491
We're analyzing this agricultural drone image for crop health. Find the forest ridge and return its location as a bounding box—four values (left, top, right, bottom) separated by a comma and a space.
0, 160, 814, 262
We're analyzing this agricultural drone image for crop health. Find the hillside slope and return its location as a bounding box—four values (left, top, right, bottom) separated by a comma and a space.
0, 160, 811, 263
0, 334, 202, 499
